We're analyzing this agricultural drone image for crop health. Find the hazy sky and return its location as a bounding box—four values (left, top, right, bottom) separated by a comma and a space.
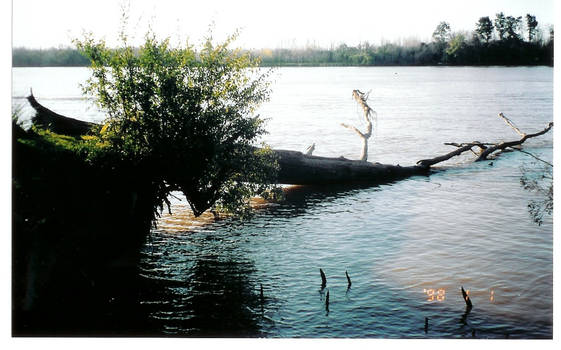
11, 0, 557, 49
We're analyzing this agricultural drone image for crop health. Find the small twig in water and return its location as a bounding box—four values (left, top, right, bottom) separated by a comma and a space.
461, 286, 473, 310
320, 268, 327, 288
345, 270, 352, 288
508, 147, 553, 167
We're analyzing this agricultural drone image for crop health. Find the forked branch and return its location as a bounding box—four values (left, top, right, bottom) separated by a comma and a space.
417, 114, 553, 168
475, 121, 553, 161
341, 90, 375, 161
498, 112, 525, 137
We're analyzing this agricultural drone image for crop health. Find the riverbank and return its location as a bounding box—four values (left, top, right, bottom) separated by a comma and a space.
12, 121, 157, 335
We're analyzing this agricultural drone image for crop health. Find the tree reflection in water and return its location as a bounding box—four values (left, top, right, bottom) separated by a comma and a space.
519, 161, 553, 226
139, 232, 265, 337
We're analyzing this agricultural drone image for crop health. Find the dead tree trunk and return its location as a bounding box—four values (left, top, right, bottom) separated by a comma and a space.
22, 91, 553, 186
341, 90, 374, 161
275, 149, 428, 184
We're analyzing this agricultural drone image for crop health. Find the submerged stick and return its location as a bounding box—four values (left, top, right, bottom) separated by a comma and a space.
417, 142, 487, 168
476, 121, 553, 161
508, 147, 553, 167
320, 268, 327, 288
325, 289, 330, 311
345, 270, 352, 288
461, 286, 473, 310
418, 114, 553, 168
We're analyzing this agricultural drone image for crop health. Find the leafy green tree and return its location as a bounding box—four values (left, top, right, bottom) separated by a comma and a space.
446, 33, 466, 62
475, 16, 494, 43
74, 30, 279, 217
494, 12, 508, 40
432, 21, 451, 44
505, 15, 523, 41
432, 22, 451, 63
526, 14, 539, 41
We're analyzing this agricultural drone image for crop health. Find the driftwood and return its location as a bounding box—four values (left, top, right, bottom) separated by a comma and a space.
24, 92, 553, 187
476, 115, 553, 161
417, 115, 553, 168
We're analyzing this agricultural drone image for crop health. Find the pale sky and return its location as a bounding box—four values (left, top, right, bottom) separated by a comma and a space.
12, 0, 556, 49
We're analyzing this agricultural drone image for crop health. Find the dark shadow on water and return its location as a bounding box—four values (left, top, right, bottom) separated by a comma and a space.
137, 233, 269, 337
265, 174, 433, 219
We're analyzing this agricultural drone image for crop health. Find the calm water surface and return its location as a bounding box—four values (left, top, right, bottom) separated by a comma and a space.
12, 66, 553, 338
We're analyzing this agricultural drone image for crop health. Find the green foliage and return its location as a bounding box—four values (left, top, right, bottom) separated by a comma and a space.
14, 24, 553, 69
74, 29, 279, 217
526, 14, 539, 41
494, 12, 508, 40
445, 33, 466, 62
12, 47, 90, 67
11, 13, 553, 69
251, 12, 552, 67
16, 125, 105, 162
432, 22, 452, 44
504, 15, 523, 41
475, 17, 494, 43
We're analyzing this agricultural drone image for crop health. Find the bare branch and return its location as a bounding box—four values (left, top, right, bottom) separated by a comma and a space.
508, 147, 553, 167
476, 122, 553, 161
418, 121, 553, 168
352, 89, 374, 122
341, 123, 365, 138
444, 141, 487, 155
444, 142, 488, 149
498, 112, 525, 137
342, 89, 375, 161
417, 143, 481, 168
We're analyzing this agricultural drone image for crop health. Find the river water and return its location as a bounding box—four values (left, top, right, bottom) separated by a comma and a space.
12, 66, 553, 338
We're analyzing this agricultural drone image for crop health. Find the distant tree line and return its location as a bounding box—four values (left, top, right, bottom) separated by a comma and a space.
12, 12, 553, 67
12, 47, 90, 67
252, 12, 553, 66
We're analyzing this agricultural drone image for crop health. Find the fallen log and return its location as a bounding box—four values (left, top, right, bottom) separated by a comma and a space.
23, 91, 552, 186
275, 149, 428, 184
27, 90, 95, 137
23, 92, 431, 185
